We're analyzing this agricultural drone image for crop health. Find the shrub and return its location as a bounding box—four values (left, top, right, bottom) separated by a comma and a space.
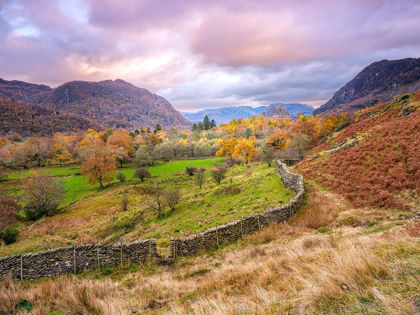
116, 171, 126, 183
0, 227, 19, 245
134, 167, 151, 182
185, 165, 197, 176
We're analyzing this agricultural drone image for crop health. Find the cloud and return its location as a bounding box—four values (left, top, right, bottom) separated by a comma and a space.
0, 0, 419, 111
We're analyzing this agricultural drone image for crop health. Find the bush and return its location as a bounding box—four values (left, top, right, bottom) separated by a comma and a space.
0, 227, 19, 245
116, 171, 126, 183
185, 165, 197, 176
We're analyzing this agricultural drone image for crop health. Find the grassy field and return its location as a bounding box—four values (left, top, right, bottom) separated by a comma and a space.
0, 158, 294, 256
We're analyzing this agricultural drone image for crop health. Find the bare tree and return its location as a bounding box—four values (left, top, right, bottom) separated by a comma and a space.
23, 172, 65, 220
148, 190, 166, 218
121, 194, 129, 211
195, 168, 206, 189
134, 167, 151, 182
258, 147, 275, 167
164, 189, 181, 212
211, 166, 227, 185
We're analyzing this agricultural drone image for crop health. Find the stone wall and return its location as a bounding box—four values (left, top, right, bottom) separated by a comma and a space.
0, 239, 156, 281
169, 160, 305, 257
0, 160, 304, 280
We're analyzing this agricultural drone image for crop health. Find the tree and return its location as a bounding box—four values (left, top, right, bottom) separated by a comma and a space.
258, 147, 276, 167
148, 190, 166, 218
195, 168, 206, 189
107, 130, 135, 166
192, 123, 198, 132
81, 147, 117, 188
232, 138, 260, 163
0, 194, 20, 231
265, 132, 288, 150
135, 145, 151, 166
210, 119, 217, 128
211, 166, 227, 185
216, 137, 238, 157
154, 124, 162, 133
164, 189, 181, 212
116, 171, 126, 183
185, 165, 197, 176
203, 115, 211, 130
23, 172, 65, 220
134, 167, 151, 182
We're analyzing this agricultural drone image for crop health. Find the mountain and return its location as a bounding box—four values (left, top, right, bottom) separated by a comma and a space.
259, 104, 292, 119
0, 78, 52, 101
181, 103, 313, 124
313, 57, 420, 116
0, 78, 191, 136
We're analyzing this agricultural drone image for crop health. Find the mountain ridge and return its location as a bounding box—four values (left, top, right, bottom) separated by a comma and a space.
181, 103, 314, 124
0, 78, 191, 136
314, 57, 420, 116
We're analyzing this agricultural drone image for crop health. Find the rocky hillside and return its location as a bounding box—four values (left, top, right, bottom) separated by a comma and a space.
314, 58, 420, 116
0, 78, 191, 136
259, 104, 292, 119
181, 103, 313, 124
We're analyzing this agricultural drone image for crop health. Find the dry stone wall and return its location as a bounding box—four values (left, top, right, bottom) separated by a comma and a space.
0, 160, 304, 280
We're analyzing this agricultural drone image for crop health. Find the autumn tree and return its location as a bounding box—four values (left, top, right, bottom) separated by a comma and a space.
107, 130, 135, 167
23, 172, 65, 220
232, 137, 260, 163
265, 132, 288, 150
216, 137, 238, 157
81, 147, 117, 188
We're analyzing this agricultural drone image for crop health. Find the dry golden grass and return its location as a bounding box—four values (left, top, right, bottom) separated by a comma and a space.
1, 189, 419, 314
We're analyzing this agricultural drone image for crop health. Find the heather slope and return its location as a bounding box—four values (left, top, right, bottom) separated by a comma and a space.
299, 92, 420, 211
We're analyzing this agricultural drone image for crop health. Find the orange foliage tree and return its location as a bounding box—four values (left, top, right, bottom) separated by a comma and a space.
265, 132, 288, 150
81, 147, 117, 188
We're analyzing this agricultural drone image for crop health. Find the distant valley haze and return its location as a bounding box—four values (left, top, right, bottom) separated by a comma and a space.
0, 0, 419, 112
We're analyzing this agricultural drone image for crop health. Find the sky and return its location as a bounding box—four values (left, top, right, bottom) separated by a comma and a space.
0, 0, 419, 112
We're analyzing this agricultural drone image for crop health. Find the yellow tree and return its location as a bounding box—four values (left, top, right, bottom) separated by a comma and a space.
49, 133, 73, 165
81, 147, 117, 188
216, 137, 238, 157
232, 138, 261, 163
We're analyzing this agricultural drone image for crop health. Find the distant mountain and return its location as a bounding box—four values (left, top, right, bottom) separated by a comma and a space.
0, 78, 191, 136
259, 104, 292, 119
181, 103, 313, 124
314, 57, 420, 116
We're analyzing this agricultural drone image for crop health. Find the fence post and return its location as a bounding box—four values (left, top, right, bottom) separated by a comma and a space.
20, 253, 23, 281
216, 225, 219, 247
97, 239, 100, 269
240, 217, 243, 237
120, 241, 123, 265
73, 245, 76, 275
257, 215, 261, 231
